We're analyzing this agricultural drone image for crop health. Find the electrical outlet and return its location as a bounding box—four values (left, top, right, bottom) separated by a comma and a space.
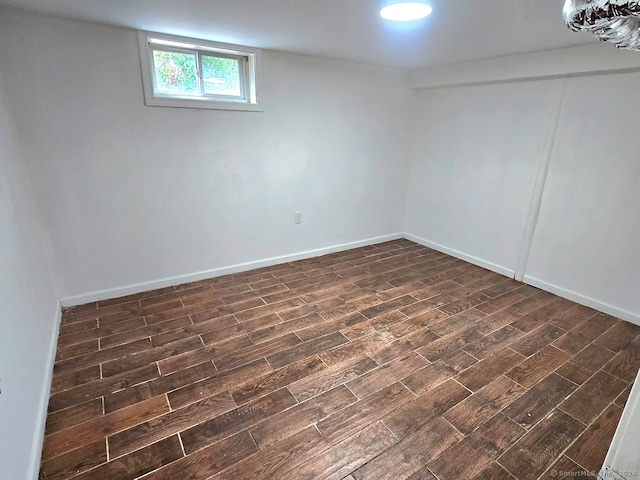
294, 211, 303, 224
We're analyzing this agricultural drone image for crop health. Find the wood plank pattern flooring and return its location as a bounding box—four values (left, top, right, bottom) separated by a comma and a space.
40, 240, 640, 480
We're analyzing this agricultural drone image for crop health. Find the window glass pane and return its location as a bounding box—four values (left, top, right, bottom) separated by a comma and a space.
152, 49, 198, 95
201, 55, 242, 97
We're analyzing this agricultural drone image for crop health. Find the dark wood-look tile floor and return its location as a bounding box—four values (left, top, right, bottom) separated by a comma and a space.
40, 240, 640, 480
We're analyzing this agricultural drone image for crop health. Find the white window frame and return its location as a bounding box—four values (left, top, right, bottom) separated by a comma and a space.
138, 31, 262, 112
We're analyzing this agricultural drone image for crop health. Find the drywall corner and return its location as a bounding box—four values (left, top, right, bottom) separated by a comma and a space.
27, 304, 62, 480
404, 233, 515, 278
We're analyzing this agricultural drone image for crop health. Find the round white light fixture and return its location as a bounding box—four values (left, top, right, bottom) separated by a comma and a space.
380, 2, 432, 22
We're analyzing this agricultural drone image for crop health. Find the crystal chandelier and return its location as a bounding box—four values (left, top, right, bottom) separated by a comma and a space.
563, 0, 640, 49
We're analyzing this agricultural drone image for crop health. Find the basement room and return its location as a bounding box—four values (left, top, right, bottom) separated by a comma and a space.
1, 1, 639, 479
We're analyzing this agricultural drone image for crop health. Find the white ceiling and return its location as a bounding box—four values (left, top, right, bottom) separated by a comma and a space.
0, 0, 598, 69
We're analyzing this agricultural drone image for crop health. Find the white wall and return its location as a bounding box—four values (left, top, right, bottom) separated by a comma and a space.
405, 79, 560, 276
407, 56, 640, 324
0, 72, 60, 480
525, 72, 640, 324
0, 11, 412, 304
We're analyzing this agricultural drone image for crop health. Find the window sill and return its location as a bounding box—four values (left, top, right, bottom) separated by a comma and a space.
144, 96, 264, 112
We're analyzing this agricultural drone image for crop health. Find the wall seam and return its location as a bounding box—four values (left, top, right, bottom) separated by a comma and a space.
514, 76, 568, 281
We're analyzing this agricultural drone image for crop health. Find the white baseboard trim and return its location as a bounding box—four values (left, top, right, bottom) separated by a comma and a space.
524, 275, 640, 326
405, 234, 640, 325
28, 303, 62, 480
60, 233, 404, 306
59, 232, 640, 326
404, 233, 516, 278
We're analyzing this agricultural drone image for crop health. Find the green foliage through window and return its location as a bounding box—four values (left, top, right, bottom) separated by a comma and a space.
202, 55, 241, 97
153, 50, 198, 95
152, 48, 242, 98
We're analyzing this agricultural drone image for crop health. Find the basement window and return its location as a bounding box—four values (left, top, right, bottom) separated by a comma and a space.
138, 31, 262, 112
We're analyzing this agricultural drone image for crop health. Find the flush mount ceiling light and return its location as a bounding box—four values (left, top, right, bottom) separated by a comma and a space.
380, 2, 433, 22
563, 0, 640, 49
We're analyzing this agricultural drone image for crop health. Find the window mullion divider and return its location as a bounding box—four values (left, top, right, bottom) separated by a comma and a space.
240, 56, 248, 101
196, 51, 205, 96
